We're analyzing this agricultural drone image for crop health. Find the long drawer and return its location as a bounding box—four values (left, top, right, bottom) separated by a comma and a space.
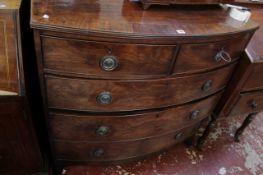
53, 122, 200, 162
230, 90, 263, 116
46, 63, 235, 112
50, 93, 220, 142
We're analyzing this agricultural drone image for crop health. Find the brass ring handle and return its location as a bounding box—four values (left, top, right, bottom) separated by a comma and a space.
96, 92, 112, 105
215, 49, 232, 62
100, 55, 119, 71
95, 126, 110, 136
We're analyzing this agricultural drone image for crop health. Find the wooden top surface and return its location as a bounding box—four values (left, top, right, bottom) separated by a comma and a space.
31, 0, 258, 38
0, 0, 21, 10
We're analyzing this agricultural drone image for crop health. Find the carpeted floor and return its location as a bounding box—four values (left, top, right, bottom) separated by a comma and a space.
61, 112, 263, 175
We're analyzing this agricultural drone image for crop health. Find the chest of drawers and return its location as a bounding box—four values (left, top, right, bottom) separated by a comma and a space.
31, 0, 258, 172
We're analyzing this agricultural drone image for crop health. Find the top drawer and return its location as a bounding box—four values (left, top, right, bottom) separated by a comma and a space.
41, 36, 175, 79
173, 34, 251, 74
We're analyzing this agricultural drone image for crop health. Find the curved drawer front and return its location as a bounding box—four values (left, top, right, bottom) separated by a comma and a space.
230, 91, 263, 116
42, 36, 175, 79
53, 122, 199, 162
50, 93, 220, 142
46, 63, 235, 112
173, 34, 250, 74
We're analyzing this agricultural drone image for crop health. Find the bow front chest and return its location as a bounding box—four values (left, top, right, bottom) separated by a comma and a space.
30, 0, 258, 172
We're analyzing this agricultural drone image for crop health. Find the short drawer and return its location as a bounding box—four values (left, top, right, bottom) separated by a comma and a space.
49, 93, 220, 141
53, 122, 199, 162
46, 63, 235, 112
173, 34, 251, 74
230, 91, 263, 116
242, 63, 263, 91
42, 36, 175, 79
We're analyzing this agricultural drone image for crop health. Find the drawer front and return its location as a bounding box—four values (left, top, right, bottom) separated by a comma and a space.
49, 93, 220, 141
53, 122, 199, 162
173, 34, 251, 74
42, 36, 175, 79
242, 63, 263, 91
230, 91, 263, 116
46, 63, 235, 112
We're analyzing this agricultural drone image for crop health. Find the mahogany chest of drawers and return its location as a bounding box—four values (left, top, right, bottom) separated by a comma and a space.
30, 0, 258, 172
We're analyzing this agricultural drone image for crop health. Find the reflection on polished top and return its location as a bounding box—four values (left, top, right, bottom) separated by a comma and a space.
0, 0, 21, 10
31, 0, 258, 38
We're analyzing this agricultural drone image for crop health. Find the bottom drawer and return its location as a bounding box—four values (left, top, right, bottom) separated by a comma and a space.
53, 122, 200, 162
230, 91, 263, 116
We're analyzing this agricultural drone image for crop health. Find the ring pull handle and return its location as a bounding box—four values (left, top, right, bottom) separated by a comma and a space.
93, 148, 104, 157
95, 126, 111, 136
100, 55, 119, 71
215, 48, 232, 62
97, 92, 112, 105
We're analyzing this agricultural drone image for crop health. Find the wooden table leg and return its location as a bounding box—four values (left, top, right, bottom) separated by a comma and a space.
234, 112, 257, 142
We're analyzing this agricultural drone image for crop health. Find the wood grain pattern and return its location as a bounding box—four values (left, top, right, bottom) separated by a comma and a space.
49, 93, 220, 142
46, 64, 235, 112
42, 36, 175, 79
53, 122, 200, 162
31, 0, 258, 167
174, 33, 251, 74
30, 0, 258, 38
0, 11, 19, 93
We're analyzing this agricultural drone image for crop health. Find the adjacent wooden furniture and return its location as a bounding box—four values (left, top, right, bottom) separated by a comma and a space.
139, 0, 234, 9
30, 0, 258, 173
198, 1, 263, 147
0, 0, 43, 174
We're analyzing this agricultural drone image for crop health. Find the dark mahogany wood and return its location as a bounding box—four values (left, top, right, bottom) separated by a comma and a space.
30, 0, 258, 39
46, 64, 235, 112
54, 122, 199, 163
174, 33, 251, 74
139, 0, 234, 9
49, 93, 221, 142
42, 36, 175, 79
230, 90, 263, 115
198, 2, 263, 147
31, 0, 258, 170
